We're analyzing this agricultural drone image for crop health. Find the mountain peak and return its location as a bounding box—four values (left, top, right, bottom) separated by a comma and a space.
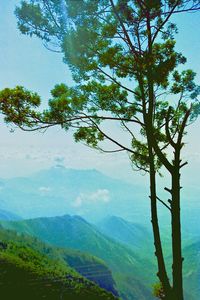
0, 167, 147, 222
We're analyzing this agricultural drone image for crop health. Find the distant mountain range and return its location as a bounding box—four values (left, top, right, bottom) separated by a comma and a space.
0, 167, 199, 299
97, 215, 153, 253
0, 166, 149, 223
0, 208, 21, 221
0, 167, 199, 240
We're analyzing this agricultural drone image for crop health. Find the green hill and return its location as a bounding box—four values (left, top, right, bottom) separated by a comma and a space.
59, 248, 118, 296
1, 215, 155, 300
0, 228, 117, 300
97, 216, 152, 254
0, 226, 118, 297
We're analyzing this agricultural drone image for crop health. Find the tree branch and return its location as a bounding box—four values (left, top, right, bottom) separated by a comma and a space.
156, 196, 171, 211
96, 67, 139, 97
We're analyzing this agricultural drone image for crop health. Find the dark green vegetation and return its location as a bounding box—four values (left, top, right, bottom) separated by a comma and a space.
1, 215, 155, 300
0, 226, 118, 300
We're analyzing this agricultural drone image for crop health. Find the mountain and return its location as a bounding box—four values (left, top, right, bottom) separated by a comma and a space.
0, 167, 198, 239
97, 216, 200, 299
182, 241, 200, 300
96, 216, 153, 253
60, 248, 118, 297
0, 227, 117, 300
0, 225, 118, 297
0, 208, 21, 221
0, 167, 149, 223
1, 215, 155, 300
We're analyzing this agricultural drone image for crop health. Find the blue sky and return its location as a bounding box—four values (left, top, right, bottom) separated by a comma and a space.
0, 0, 200, 191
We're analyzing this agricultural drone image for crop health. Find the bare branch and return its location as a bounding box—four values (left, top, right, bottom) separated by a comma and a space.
177, 106, 192, 146
156, 196, 171, 211
92, 146, 126, 154
164, 187, 172, 194
151, 1, 179, 45
180, 161, 188, 168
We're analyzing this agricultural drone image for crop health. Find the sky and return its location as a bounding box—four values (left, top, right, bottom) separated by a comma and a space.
0, 0, 200, 191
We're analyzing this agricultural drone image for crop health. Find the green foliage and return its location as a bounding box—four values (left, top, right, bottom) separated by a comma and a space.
0, 86, 41, 127
15, 1, 62, 42
152, 282, 165, 299
74, 126, 104, 147
11, 0, 199, 173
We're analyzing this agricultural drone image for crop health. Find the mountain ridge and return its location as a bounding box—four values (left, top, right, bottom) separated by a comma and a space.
0, 167, 149, 223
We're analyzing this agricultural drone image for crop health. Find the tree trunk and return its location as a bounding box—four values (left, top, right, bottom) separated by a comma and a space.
148, 139, 172, 299
141, 15, 172, 293
171, 150, 184, 300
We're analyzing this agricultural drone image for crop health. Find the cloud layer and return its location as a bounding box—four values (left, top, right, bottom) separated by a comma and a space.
72, 189, 110, 208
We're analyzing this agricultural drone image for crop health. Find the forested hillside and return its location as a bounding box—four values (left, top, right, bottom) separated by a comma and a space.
0, 226, 118, 300
1, 215, 155, 300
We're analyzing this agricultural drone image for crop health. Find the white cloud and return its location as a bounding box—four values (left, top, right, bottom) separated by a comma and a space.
73, 195, 83, 208
72, 189, 110, 208
89, 189, 110, 202
38, 186, 51, 193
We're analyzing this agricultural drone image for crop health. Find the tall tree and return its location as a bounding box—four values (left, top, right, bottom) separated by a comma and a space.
1, 1, 200, 299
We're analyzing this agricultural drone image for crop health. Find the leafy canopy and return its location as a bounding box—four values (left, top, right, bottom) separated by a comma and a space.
2, 0, 197, 172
